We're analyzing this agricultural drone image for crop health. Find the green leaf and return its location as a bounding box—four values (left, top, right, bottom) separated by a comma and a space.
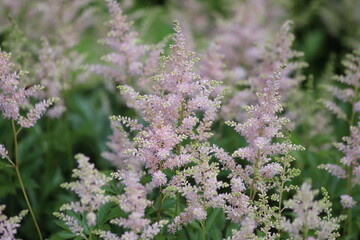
56, 231, 76, 239
206, 208, 223, 232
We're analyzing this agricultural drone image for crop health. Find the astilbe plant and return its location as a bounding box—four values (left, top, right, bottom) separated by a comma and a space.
0, 0, 95, 119
280, 182, 340, 240
35, 38, 88, 118
0, 49, 56, 240
219, 21, 306, 123
90, 0, 164, 91
56, 153, 167, 239
0, 50, 55, 128
107, 21, 227, 237
54, 154, 112, 239
217, 67, 304, 238
0, 205, 27, 240
319, 50, 360, 234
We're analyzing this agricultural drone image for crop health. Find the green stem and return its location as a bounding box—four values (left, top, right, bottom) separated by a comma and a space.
89, 226, 93, 240
346, 164, 353, 234
175, 192, 180, 216
12, 121, 43, 240
201, 220, 206, 240
157, 186, 164, 222
250, 154, 260, 200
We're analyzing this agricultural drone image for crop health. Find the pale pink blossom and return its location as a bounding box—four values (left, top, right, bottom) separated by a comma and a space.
0, 205, 27, 240
340, 194, 356, 209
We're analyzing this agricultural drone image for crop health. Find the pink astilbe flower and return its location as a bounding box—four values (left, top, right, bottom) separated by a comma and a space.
0, 50, 55, 128
320, 122, 360, 186
30, 0, 95, 49
322, 50, 360, 119
216, 0, 281, 73
280, 182, 340, 240
106, 21, 226, 233
215, 68, 303, 237
98, 170, 167, 239
166, 143, 228, 232
251, 21, 307, 93
102, 121, 135, 169
55, 154, 111, 232
0, 205, 27, 240
90, 0, 163, 90
219, 21, 306, 122
112, 21, 221, 174
340, 194, 356, 209
226, 68, 303, 188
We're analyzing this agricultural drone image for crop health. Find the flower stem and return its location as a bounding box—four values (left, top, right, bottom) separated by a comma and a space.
175, 192, 180, 216
12, 120, 43, 240
200, 220, 206, 240
346, 164, 353, 234
157, 186, 164, 222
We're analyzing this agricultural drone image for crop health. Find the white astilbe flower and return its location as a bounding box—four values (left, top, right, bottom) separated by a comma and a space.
226, 215, 257, 240
0, 145, 9, 161
281, 182, 340, 240
340, 194, 356, 209
0, 205, 27, 240
55, 154, 111, 234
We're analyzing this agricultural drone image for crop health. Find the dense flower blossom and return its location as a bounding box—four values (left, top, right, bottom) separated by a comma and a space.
35, 39, 87, 118
29, 0, 95, 49
0, 205, 27, 240
112, 21, 221, 173
0, 145, 9, 161
280, 182, 340, 240
90, 0, 163, 90
213, 67, 304, 237
0, 50, 55, 127
340, 194, 357, 209
96, 170, 167, 239
220, 21, 306, 122
216, 0, 281, 73
55, 154, 111, 234
320, 122, 360, 185
102, 121, 135, 169
226, 68, 303, 188
166, 143, 228, 232
106, 21, 227, 234
322, 50, 360, 119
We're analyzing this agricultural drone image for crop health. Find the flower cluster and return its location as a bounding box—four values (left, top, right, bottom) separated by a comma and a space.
220, 21, 306, 122
55, 154, 111, 237
321, 50, 360, 121
319, 50, 360, 211
0, 205, 27, 240
90, 0, 163, 90
95, 169, 167, 239
0, 50, 55, 128
215, 67, 304, 237
281, 182, 340, 240
106, 21, 227, 233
